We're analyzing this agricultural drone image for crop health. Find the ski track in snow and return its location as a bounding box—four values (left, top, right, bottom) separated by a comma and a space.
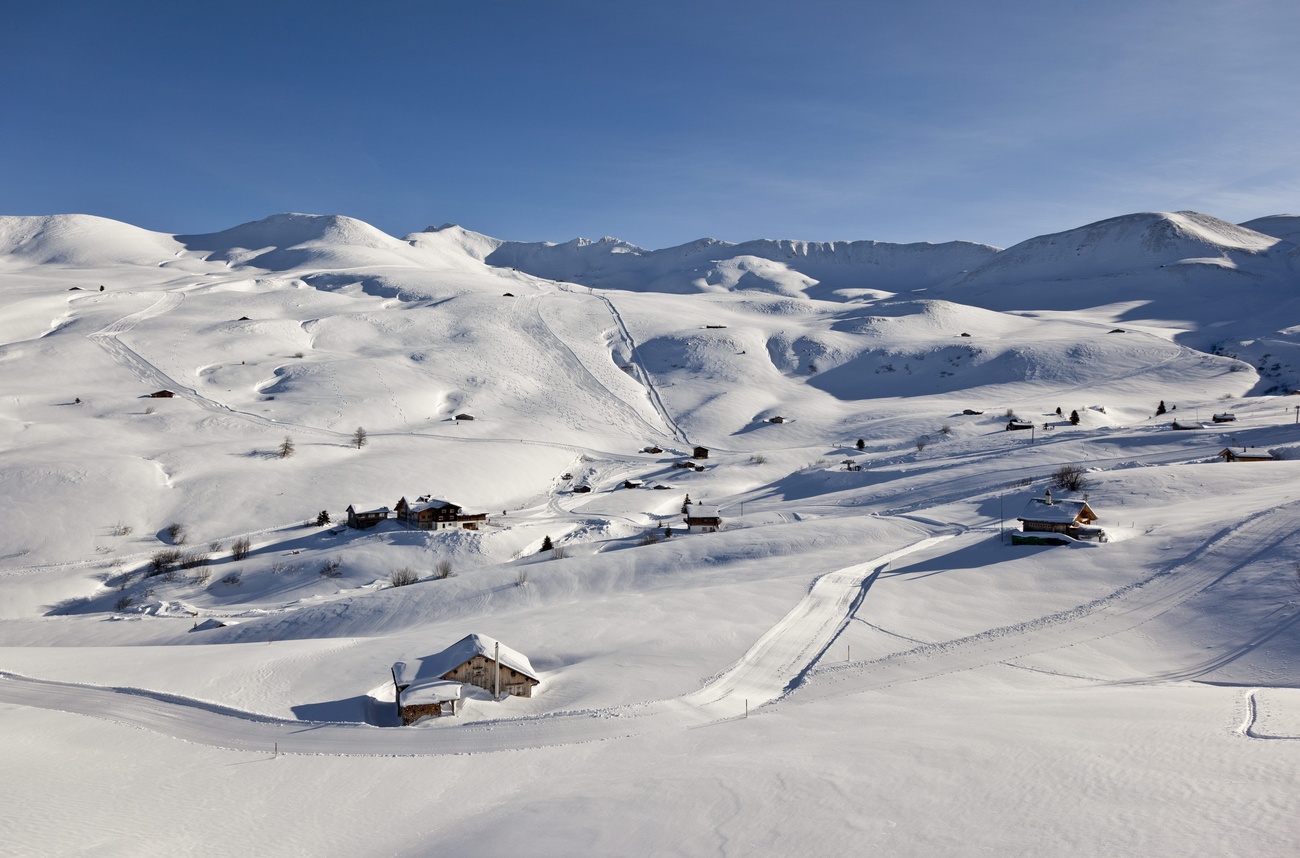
794, 500, 1300, 704
0, 534, 949, 755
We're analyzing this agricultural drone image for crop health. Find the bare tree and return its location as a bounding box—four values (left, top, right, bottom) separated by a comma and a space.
434, 559, 453, 579
1050, 464, 1090, 493
352, 426, 367, 449
278, 436, 295, 459
230, 537, 251, 561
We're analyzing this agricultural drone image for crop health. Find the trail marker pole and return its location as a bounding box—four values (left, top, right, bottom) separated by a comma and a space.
273, 742, 278, 758
847, 645, 851, 662
745, 699, 748, 718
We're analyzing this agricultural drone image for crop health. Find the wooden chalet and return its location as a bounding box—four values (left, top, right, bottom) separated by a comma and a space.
572, 484, 592, 493
1212, 413, 1237, 423
1218, 447, 1273, 462
1006, 419, 1033, 431
1171, 420, 1204, 430
624, 479, 644, 488
692, 446, 710, 459
643, 446, 663, 454
454, 413, 475, 421
684, 505, 723, 533
768, 416, 785, 424
346, 503, 390, 529
148, 389, 175, 398
393, 634, 540, 717
1013, 490, 1103, 544
395, 496, 463, 531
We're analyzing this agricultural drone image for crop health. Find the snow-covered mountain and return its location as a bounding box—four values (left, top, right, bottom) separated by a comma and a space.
2, 207, 1299, 857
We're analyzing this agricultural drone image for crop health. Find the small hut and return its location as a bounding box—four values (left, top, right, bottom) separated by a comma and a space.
692, 446, 710, 459
684, 505, 723, 533
148, 390, 175, 398
1217, 447, 1273, 462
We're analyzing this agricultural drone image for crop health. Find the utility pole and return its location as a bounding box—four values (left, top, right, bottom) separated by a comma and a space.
494, 641, 501, 701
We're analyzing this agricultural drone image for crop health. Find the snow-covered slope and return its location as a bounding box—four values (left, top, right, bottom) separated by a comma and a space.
2, 208, 1299, 857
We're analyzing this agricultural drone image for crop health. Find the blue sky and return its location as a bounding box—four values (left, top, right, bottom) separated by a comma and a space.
3, 0, 1297, 249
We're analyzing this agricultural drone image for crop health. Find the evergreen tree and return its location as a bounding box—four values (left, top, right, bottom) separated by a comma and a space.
856, 438, 865, 450
540, 535, 553, 553
352, 426, 367, 449
1069, 410, 1080, 425
278, 436, 295, 458
682, 494, 692, 513
1156, 400, 1166, 416
316, 510, 330, 526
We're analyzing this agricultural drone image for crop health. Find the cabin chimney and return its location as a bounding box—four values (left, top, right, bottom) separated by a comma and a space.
1044, 488, 1053, 504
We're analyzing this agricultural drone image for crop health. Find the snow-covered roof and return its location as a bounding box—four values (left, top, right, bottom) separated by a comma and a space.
1017, 496, 1095, 524
410, 498, 458, 513
393, 633, 539, 686
399, 680, 462, 706
348, 503, 390, 515
686, 506, 721, 519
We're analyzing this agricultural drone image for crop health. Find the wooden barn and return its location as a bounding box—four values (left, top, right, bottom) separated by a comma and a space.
1218, 447, 1273, 462
1014, 490, 1103, 543
394, 496, 463, 531
684, 505, 723, 533
346, 503, 390, 529
692, 446, 710, 459
1006, 419, 1033, 431
394, 634, 540, 708
1212, 413, 1238, 423
148, 389, 175, 398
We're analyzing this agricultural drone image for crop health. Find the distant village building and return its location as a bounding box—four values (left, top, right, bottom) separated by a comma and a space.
148, 389, 175, 398
643, 446, 663, 454
624, 479, 644, 488
346, 503, 390, 529
572, 484, 592, 493
394, 496, 463, 530
684, 505, 723, 533
1013, 490, 1103, 544
454, 413, 475, 421
1006, 419, 1033, 431
692, 446, 709, 459
768, 416, 785, 424
1212, 413, 1238, 423
1217, 447, 1273, 462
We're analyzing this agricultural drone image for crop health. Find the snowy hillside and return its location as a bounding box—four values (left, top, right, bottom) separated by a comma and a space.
2, 208, 1299, 857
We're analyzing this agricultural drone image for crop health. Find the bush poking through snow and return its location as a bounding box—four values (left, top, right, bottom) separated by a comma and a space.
220, 572, 242, 587
178, 551, 209, 570
148, 549, 183, 577
940, 424, 952, 435
114, 595, 135, 612
916, 435, 930, 452
516, 569, 529, 586
750, 454, 767, 465
552, 545, 567, 560
641, 531, 661, 546
111, 522, 133, 537
192, 568, 211, 586
230, 537, 251, 561
390, 567, 419, 587
166, 523, 186, 544
1050, 464, 1090, 493
278, 436, 295, 459
318, 557, 343, 578
434, 559, 453, 579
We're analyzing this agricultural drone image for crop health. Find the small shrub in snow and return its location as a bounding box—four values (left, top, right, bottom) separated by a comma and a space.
148, 549, 183, 577
270, 560, 298, 575
318, 557, 343, 578
208, 540, 223, 553
916, 435, 930, 452
940, 424, 952, 435
111, 522, 133, 537
166, 523, 186, 544
750, 454, 767, 464
390, 567, 419, 587
663, 525, 674, 538
192, 568, 211, 586
552, 545, 567, 560
1004, 408, 1015, 418
641, 531, 660, 546
230, 537, 251, 561
278, 436, 295, 459
114, 595, 136, 612
178, 551, 209, 570
434, 559, 453, 579
220, 572, 242, 586
516, 569, 529, 586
